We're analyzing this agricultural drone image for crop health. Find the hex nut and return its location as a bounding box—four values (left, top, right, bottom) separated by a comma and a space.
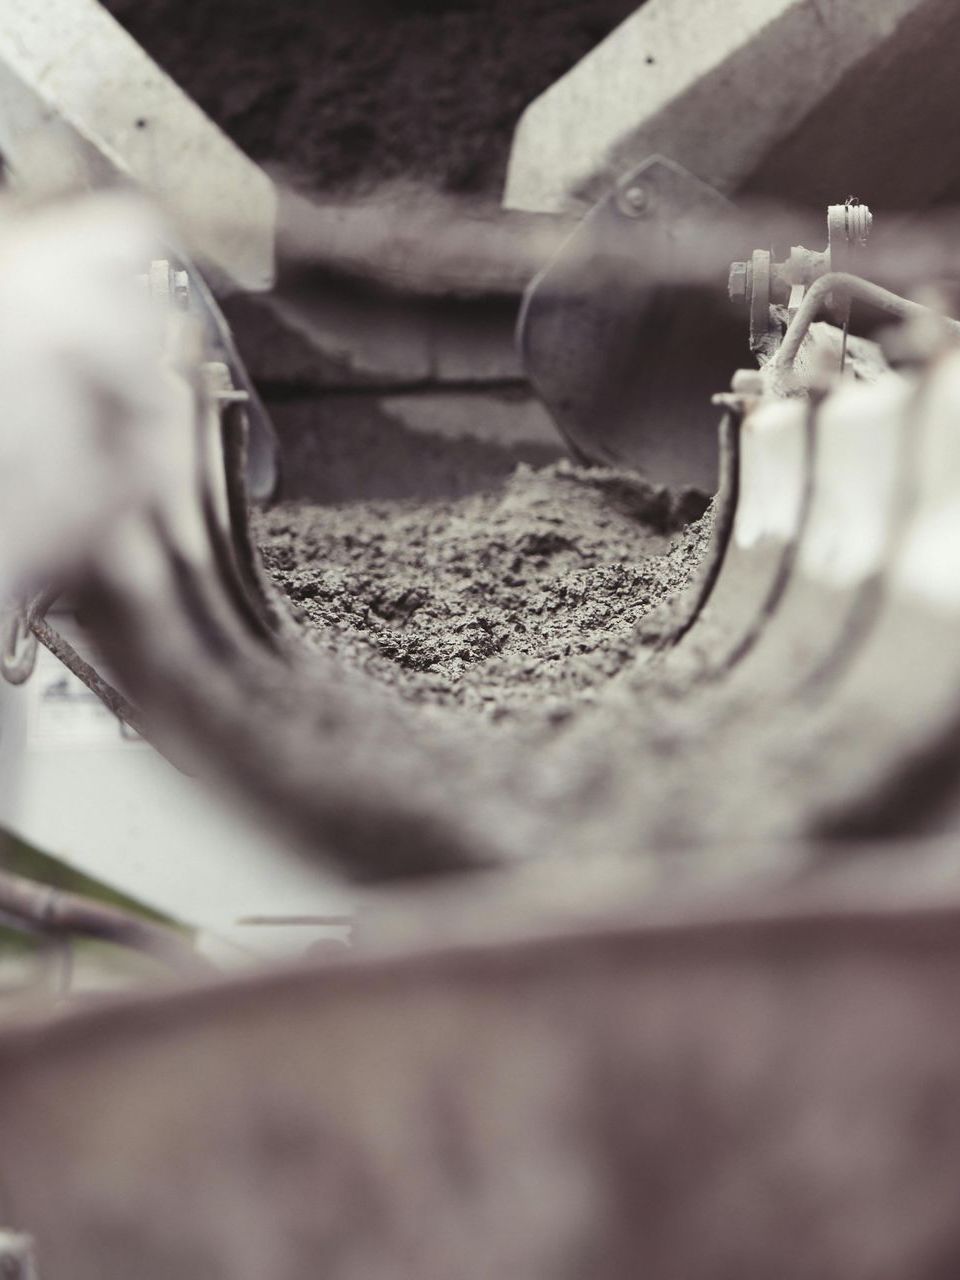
728, 261, 749, 304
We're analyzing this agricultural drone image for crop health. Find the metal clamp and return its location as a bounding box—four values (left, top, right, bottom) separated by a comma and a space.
728, 201, 874, 357
0, 598, 42, 686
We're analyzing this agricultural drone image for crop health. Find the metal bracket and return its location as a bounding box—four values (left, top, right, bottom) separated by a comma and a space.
728, 201, 875, 361
611, 155, 733, 226
517, 154, 746, 491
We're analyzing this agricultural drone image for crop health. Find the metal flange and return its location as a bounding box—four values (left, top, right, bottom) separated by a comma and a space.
518, 154, 746, 491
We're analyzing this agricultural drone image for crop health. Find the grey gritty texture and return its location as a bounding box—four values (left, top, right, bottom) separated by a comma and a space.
247, 445, 947, 875
255, 460, 712, 719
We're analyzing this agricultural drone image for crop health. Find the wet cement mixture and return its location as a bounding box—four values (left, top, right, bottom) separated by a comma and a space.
98, 2, 923, 867
250, 454, 885, 873
246, 458, 760, 869
249, 438, 928, 871
255, 461, 712, 720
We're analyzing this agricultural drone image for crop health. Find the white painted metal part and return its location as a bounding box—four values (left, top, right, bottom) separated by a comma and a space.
893, 352, 960, 611
734, 396, 808, 551
0, 0, 276, 292
0, 640, 352, 963
797, 372, 913, 590
504, 0, 929, 214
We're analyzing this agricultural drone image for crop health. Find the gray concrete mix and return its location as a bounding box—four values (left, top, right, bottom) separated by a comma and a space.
254, 461, 711, 720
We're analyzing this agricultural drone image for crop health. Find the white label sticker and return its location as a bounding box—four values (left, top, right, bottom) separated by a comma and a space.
27, 648, 141, 750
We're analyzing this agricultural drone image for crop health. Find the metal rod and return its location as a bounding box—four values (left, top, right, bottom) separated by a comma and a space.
773, 271, 960, 373
0, 868, 211, 978
29, 616, 144, 738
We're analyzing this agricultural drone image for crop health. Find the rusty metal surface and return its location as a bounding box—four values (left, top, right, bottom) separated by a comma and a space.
2, 865, 960, 1278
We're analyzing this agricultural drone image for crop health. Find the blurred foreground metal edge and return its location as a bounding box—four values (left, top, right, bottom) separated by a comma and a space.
3, 857, 960, 1279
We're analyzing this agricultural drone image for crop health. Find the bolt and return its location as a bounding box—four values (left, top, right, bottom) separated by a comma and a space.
173, 270, 190, 310
618, 184, 650, 217
728, 261, 749, 304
